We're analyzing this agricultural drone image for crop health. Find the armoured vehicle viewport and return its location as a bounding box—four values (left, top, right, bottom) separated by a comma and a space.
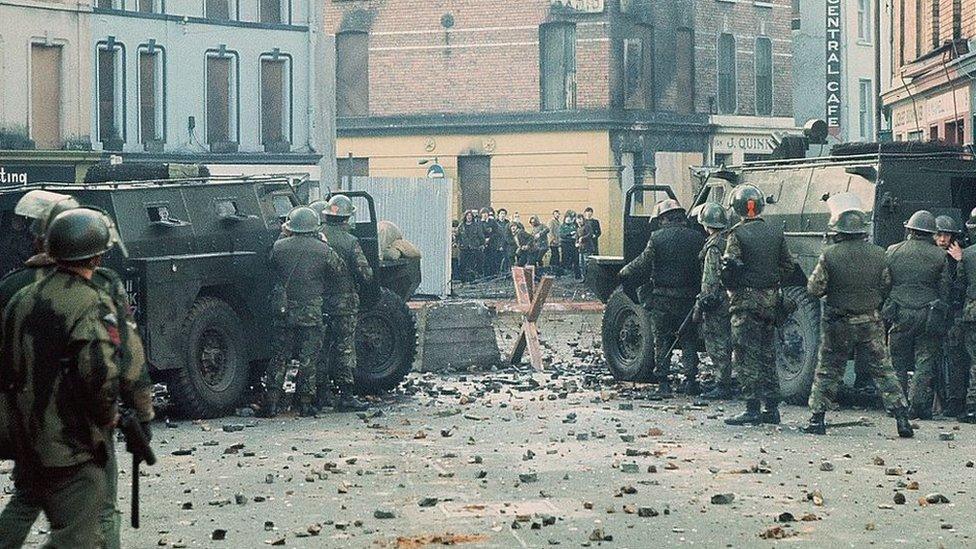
0, 167, 420, 418
587, 141, 976, 404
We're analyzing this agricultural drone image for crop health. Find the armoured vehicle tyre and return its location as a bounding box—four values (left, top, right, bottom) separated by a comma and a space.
354, 287, 417, 394
602, 287, 656, 382
776, 286, 820, 405
169, 297, 250, 418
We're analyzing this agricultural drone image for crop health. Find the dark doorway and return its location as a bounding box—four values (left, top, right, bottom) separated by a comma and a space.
458, 155, 491, 213
951, 177, 976, 224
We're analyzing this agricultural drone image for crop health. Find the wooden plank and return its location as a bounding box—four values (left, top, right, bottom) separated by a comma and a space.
526, 276, 555, 322
512, 267, 531, 306
508, 327, 528, 365
524, 322, 543, 370
525, 265, 536, 299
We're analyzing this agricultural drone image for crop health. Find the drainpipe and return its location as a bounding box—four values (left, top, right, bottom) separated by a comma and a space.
874, 0, 882, 139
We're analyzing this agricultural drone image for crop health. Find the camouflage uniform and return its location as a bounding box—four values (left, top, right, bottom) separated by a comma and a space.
699, 231, 732, 388
956, 244, 976, 414
620, 220, 704, 386
0, 269, 123, 548
722, 218, 795, 405
806, 238, 907, 413
0, 254, 153, 549
265, 234, 345, 411
942, 253, 968, 414
885, 234, 950, 417
320, 221, 374, 393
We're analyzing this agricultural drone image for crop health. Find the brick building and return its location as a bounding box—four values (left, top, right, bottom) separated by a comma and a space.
326, 0, 795, 254
881, 0, 976, 144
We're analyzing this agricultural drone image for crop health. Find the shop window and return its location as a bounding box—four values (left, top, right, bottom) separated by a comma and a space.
946, 119, 965, 145
97, 40, 125, 149
139, 46, 165, 146
717, 33, 736, 115
261, 55, 291, 149
30, 44, 63, 149
755, 37, 772, 116
336, 32, 369, 117
540, 23, 577, 111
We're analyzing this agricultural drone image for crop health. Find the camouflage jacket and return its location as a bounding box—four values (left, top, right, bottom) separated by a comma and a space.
322, 222, 373, 314
270, 234, 346, 325
0, 254, 153, 422
1, 268, 122, 468
699, 231, 727, 306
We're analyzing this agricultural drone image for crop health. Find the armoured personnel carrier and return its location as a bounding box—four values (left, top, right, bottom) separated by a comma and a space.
0, 170, 419, 418
588, 142, 974, 403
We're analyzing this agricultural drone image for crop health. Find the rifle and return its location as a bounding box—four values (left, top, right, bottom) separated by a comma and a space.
665, 304, 698, 358
119, 412, 156, 529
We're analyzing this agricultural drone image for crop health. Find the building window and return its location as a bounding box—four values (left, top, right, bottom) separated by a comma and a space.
915, 0, 923, 58
139, 45, 165, 146
675, 28, 695, 114
858, 79, 873, 139
952, 0, 962, 40
260, 0, 283, 23
540, 23, 577, 111
930, 125, 939, 140
717, 33, 736, 114
30, 44, 63, 149
206, 0, 235, 20
261, 54, 291, 149
623, 28, 651, 110
136, 0, 160, 13
899, 0, 905, 65
755, 37, 772, 116
946, 118, 965, 144
206, 50, 238, 148
791, 0, 800, 29
857, 0, 871, 41
97, 40, 125, 149
336, 32, 369, 118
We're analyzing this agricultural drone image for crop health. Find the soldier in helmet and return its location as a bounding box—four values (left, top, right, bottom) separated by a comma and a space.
619, 199, 704, 396
261, 206, 346, 417
885, 209, 951, 419
0, 196, 154, 549
803, 194, 913, 437
696, 202, 735, 400
955, 207, 976, 422
934, 215, 968, 417
721, 184, 796, 426
316, 195, 373, 412
0, 209, 135, 548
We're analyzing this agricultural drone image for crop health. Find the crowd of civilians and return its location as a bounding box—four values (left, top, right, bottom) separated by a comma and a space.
452, 207, 602, 282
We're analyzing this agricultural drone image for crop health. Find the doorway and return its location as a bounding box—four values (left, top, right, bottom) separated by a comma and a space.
458, 155, 491, 213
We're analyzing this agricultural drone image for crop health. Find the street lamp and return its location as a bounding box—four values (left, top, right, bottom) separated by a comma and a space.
418, 158, 445, 179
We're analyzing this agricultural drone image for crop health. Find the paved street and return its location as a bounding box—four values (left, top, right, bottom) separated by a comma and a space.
3, 310, 975, 548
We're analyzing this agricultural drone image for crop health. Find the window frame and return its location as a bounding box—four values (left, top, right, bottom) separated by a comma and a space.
95, 38, 127, 146
258, 0, 290, 24
858, 78, 873, 139
622, 36, 644, 110
675, 27, 695, 114
204, 47, 240, 146
716, 32, 737, 115
539, 22, 577, 112
204, 0, 239, 21
335, 31, 370, 118
137, 42, 166, 146
259, 51, 293, 147
754, 36, 773, 116
857, 0, 872, 42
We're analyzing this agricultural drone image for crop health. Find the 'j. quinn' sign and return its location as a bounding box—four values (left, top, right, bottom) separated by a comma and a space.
825, 0, 842, 135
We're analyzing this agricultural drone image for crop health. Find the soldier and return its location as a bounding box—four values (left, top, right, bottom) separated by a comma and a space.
696, 203, 735, 400
935, 215, 968, 417
885, 210, 950, 420
260, 206, 345, 418
0, 209, 134, 548
803, 194, 913, 437
619, 199, 704, 396
316, 195, 372, 412
956, 208, 976, 423
721, 185, 796, 426
0, 195, 154, 549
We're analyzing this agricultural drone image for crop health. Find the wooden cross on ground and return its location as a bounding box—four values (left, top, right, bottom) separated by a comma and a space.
508, 265, 555, 371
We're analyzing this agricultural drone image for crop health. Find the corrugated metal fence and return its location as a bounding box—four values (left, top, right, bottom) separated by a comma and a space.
350, 176, 452, 297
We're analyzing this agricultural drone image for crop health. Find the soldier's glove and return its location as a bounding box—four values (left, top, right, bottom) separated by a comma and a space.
719, 258, 744, 290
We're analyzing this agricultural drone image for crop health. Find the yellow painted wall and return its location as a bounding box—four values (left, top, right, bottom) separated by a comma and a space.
337, 130, 626, 255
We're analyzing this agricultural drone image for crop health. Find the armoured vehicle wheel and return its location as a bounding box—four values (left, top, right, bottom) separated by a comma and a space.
354, 287, 417, 394
776, 286, 820, 405
602, 288, 655, 381
169, 298, 249, 418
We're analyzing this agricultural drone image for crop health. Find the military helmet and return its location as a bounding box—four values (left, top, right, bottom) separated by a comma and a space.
730, 185, 765, 218
935, 215, 962, 234
967, 207, 976, 230
308, 200, 329, 219
904, 210, 937, 234
698, 202, 728, 229
283, 206, 321, 234
46, 208, 113, 262
325, 195, 356, 218
830, 210, 869, 235
653, 199, 685, 220
15, 190, 81, 237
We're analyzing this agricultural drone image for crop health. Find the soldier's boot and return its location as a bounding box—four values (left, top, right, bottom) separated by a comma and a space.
679, 378, 701, 396
702, 383, 734, 400
803, 412, 827, 435
725, 400, 762, 426
761, 400, 781, 425
334, 386, 369, 413
257, 391, 280, 418
651, 380, 673, 399
894, 407, 914, 438
959, 411, 976, 424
